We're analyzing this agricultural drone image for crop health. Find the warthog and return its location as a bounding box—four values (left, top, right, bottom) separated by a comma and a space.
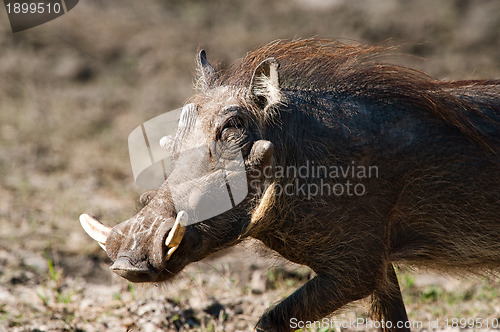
80, 39, 499, 332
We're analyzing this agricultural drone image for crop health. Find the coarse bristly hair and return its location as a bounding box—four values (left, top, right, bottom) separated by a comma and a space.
209, 39, 498, 152
222, 40, 498, 330
103, 39, 499, 332
215, 38, 499, 240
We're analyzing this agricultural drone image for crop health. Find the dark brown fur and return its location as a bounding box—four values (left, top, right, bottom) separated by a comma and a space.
225, 40, 497, 151
103, 39, 499, 332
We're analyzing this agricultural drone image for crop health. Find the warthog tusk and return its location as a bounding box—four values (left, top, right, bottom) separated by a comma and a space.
165, 211, 188, 260
79, 214, 111, 250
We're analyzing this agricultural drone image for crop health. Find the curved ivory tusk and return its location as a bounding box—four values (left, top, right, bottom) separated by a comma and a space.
79, 214, 111, 249
165, 211, 188, 260
98, 242, 107, 251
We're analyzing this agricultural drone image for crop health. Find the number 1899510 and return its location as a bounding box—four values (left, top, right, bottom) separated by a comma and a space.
5, 2, 62, 14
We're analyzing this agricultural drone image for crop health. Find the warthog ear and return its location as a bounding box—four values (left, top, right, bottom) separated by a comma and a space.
197, 50, 218, 91
249, 58, 281, 109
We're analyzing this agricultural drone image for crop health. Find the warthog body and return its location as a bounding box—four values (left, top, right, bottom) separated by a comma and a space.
80, 40, 499, 331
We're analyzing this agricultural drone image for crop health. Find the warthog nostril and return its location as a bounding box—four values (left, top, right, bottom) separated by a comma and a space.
110, 256, 144, 272
110, 256, 157, 282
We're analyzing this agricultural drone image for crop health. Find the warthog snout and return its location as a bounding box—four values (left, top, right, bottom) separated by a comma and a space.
80, 211, 188, 282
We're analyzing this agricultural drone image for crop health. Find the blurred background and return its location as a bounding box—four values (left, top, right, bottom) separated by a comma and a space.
0, 0, 499, 330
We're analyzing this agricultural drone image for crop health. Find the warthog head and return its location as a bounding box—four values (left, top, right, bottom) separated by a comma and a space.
80, 50, 277, 283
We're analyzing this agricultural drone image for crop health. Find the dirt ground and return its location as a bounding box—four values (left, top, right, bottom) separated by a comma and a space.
0, 0, 499, 331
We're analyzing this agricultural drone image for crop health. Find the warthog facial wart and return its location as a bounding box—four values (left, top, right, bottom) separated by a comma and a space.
79, 39, 499, 332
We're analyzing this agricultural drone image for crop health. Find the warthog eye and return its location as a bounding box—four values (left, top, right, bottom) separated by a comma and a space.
218, 116, 244, 140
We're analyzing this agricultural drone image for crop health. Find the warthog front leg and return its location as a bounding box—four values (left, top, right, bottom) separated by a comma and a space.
255, 265, 409, 332
255, 274, 372, 332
